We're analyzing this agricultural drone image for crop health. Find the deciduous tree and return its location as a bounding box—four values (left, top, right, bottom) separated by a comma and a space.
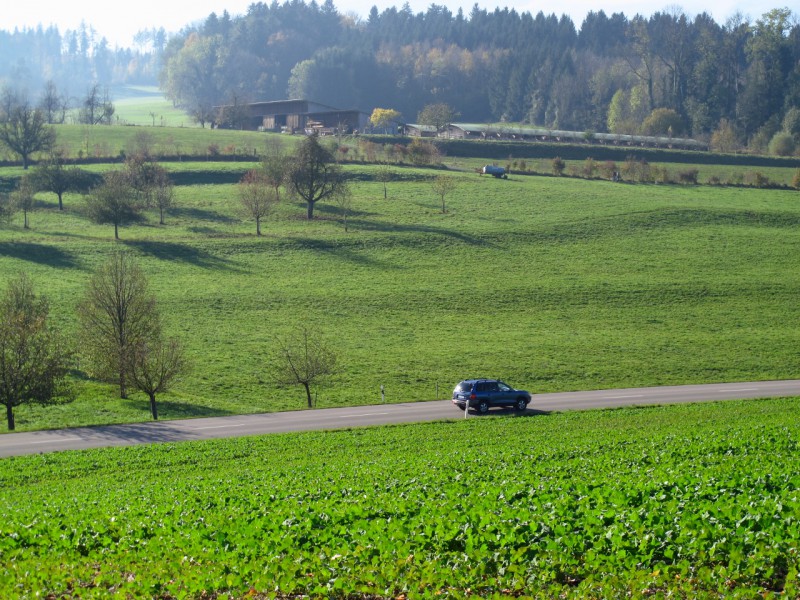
288, 134, 348, 220
124, 154, 174, 224
79, 83, 115, 125
0, 99, 56, 169
261, 140, 290, 202
334, 187, 353, 231
417, 103, 459, 134
238, 170, 278, 235
269, 324, 338, 408
375, 165, 393, 199
11, 175, 36, 229
128, 336, 187, 420
369, 108, 402, 133
431, 174, 456, 213
85, 171, 143, 239
77, 252, 161, 399
0, 274, 73, 430
38, 80, 67, 124
32, 152, 92, 210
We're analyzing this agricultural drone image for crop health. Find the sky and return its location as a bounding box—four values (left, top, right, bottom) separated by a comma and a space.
1, 0, 790, 48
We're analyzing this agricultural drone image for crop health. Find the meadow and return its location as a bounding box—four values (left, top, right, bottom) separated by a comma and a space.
2, 101, 800, 599
0, 398, 797, 598
1, 130, 799, 430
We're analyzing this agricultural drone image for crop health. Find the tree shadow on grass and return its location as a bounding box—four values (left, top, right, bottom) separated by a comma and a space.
351, 219, 499, 247
0, 242, 78, 268
286, 236, 397, 268
169, 206, 239, 224
121, 239, 242, 271
122, 398, 236, 420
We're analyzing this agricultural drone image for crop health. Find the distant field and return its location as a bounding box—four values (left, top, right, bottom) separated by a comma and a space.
0, 153, 798, 431
111, 85, 196, 128
1, 398, 797, 597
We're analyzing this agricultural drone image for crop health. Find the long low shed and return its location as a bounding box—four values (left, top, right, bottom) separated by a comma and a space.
446, 123, 707, 150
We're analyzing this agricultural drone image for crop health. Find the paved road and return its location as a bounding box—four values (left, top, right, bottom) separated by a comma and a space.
1, 380, 798, 458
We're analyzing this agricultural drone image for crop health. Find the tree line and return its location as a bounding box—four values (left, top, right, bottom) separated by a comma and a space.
0, 23, 163, 96
160, 2, 799, 152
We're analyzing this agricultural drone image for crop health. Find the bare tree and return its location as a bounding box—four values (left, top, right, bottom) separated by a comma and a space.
288, 133, 349, 219
85, 171, 143, 239
11, 175, 36, 229
334, 188, 353, 232
375, 165, 393, 199
80, 83, 115, 125
431, 175, 457, 213
0, 274, 73, 430
269, 325, 337, 408
0, 97, 56, 169
38, 80, 67, 124
128, 336, 187, 420
238, 170, 278, 236
77, 252, 161, 399
261, 139, 290, 202
152, 176, 175, 225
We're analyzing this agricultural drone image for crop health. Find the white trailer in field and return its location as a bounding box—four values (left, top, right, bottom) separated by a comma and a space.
480, 164, 508, 178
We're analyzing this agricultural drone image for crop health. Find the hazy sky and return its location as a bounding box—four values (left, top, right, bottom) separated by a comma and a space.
1, 0, 789, 48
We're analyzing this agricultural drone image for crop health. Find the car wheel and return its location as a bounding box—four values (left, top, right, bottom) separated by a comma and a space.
515, 398, 528, 412
477, 400, 490, 414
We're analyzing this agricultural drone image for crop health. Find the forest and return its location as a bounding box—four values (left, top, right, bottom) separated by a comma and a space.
1, 2, 799, 151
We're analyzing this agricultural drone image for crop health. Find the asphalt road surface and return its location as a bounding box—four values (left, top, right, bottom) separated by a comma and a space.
1, 380, 799, 458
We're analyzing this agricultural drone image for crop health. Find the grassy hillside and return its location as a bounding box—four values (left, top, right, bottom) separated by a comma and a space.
0, 159, 798, 431
111, 85, 196, 128
1, 398, 797, 598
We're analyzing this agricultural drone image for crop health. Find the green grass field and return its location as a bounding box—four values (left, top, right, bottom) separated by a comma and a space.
1, 398, 798, 598
111, 86, 198, 128
0, 153, 798, 431
2, 106, 800, 599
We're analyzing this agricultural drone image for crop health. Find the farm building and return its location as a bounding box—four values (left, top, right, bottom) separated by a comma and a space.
404, 124, 439, 137
444, 123, 706, 150
218, 99, 370, 133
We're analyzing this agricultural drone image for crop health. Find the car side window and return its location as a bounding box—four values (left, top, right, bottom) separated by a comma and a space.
498, 382, 511, 392
476, 382, 487, 392
486, 381, 499, 392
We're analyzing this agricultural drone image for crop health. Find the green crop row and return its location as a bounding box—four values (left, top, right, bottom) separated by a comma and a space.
1, 398, 798, 598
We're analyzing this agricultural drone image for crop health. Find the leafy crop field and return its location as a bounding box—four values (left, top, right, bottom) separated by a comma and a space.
1, 157, 799, 430
1, 398, 798, 598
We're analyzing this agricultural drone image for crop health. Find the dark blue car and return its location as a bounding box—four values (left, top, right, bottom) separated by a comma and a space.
452, 379, 531, 414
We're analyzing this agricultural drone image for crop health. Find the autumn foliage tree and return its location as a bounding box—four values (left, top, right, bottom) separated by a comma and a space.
369, 108, 402, 133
